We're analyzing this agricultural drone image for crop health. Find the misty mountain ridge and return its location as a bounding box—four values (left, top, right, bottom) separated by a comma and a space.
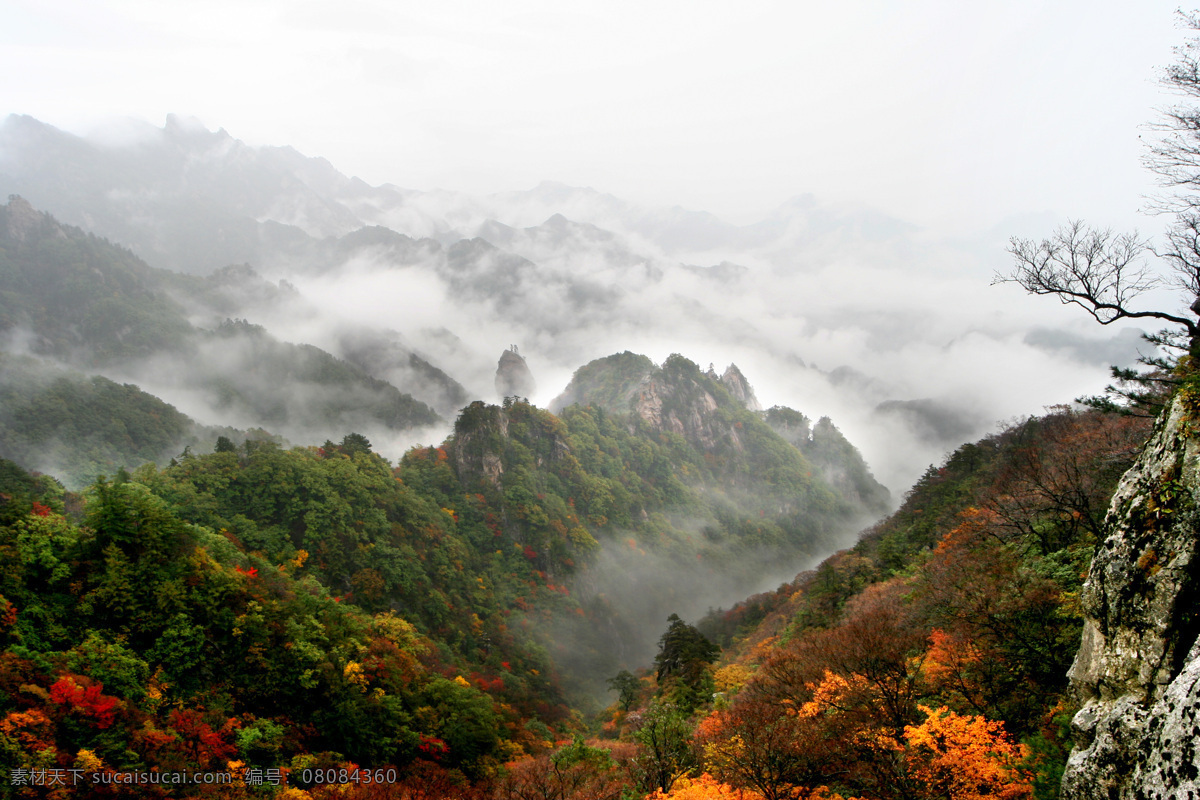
0, 198, 451, 466
0, 114, 920, 274
0, 113, 1151, 492
0, 196, 896, 696
0, 194, 889, 527
3, 114, 1181, 797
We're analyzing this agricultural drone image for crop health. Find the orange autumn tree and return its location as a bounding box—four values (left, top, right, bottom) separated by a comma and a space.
645, 771, 764, 800
699, 581, 927, 799
920, 629, 989, 716
903, 706, 1033, 800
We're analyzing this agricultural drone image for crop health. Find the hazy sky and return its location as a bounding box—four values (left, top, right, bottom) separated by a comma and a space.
1, 0, 1189, 235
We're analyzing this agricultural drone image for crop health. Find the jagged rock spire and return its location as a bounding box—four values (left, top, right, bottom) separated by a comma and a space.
495, 346, 536, 400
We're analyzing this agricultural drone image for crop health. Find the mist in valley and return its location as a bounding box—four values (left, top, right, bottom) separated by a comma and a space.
0, 0, 1188, 706
0, 116, 1158, 692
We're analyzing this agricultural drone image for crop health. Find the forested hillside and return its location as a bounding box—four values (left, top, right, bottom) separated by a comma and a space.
0, 198, 450, 483
682, 407, 1151, 800
0, 100, 1180, 798
0, 341, 893, 796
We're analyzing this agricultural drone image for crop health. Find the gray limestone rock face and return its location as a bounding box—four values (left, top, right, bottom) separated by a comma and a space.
1062, 394, 1200, 798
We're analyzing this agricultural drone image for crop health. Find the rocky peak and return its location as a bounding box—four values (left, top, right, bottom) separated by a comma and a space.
451, 401, 509, 489
3, 195, 52, 242
554, 352, 747, 453
1061, 392, 1200, 798
718, 363, 762, 411
450, 399, 570, 491
631, 373, 723, 449
495, 345, 536, 400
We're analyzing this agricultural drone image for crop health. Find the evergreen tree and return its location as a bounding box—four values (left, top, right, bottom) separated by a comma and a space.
654, 613, 719, 711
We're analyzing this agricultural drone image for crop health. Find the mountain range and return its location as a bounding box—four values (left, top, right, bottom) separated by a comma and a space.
1, 112, 1198, 798
0, 113, 1149, 493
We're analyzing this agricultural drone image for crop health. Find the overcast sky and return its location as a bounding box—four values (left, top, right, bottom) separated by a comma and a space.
1, 0, 1189, 236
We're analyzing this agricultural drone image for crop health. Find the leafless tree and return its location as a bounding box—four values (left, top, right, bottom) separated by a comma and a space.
1147, 11, 1200, 207
998, 13, 1200, 360
998, 221, 1197, 338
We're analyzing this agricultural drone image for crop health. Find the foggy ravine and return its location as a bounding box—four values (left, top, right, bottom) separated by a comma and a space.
545, 503, 879, 706
0, 115, 1149, 497
0, 115, 1157, 704
11, 5, 1200, 793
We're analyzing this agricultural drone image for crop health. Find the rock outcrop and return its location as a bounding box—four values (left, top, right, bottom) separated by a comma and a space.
716, 363, 763, 411
3, 195, 49, 241
450, 401, 509, 489
450, 399, 572, 491
631, 367, 729, 451
495, 346, 536, 400
1062, 393, 1200, 798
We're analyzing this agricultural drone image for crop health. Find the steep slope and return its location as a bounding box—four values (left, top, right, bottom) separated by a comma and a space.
1061, 393, 1200, 798
691, 407, 1151, 799
552, 352, 890, 516
0, 198, 443, 456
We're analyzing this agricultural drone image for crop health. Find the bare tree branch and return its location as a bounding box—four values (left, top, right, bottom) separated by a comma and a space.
1145, 11, 1200, 206
995, 220, 1200, 338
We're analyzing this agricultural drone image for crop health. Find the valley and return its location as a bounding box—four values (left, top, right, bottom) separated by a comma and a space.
0, 109, 1194, 799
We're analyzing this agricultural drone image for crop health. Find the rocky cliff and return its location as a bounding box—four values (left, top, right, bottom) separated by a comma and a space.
709, 363, 762, 412
552, 353, 764, 452
495, 346, 536, 400
548, 352, 889, 516
1062, 393, 1200, 798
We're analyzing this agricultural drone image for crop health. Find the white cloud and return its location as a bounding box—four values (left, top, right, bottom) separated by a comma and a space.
1, 0, 1184, 235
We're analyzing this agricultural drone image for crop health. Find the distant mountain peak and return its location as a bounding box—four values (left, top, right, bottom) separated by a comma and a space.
495, 346, 536, 400
163, 112, 209, 131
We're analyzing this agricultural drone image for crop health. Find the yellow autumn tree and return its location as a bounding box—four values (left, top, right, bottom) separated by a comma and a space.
645, 771, 764, 800
904, 705, 1034, 800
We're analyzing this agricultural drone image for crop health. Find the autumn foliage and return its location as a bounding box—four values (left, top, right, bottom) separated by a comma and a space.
904, 706, 1033, 800
688, 408, 1148, 800
48, 675, 120, 729
646, 772, 764, 800
0, 382, 1152, 799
